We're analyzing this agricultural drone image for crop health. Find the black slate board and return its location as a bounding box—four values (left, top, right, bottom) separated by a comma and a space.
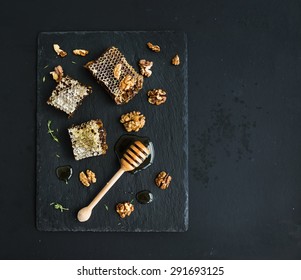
36, 31, 188, 232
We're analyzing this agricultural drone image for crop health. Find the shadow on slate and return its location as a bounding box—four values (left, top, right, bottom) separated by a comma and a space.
36, 31, 188, 232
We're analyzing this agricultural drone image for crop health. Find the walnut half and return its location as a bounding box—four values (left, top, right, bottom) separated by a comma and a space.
120, 111, 146, 132
113, 63, 122, 80
79, 170, 97, 187
119, 75, 136, 91
50, 65, 64, 82
147, 89, 167, 105
73, 49, 89, 57
116, 202, 134, 218
139, 59, 153, 77
171, 54, 180, 65
53, 44, 67, 57
147, 42, 160, 52
155, 171, 172, 190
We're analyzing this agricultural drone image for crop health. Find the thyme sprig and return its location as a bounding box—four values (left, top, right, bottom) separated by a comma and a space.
47, 120, 59, 143
50, 202, 69, 212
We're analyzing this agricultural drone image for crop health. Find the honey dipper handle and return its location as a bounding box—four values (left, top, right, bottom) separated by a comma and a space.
77, 168, 125, 222
88, 168, 125, 209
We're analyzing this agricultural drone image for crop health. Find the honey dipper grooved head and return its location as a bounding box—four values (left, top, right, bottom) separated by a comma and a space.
120, 141, 150, 172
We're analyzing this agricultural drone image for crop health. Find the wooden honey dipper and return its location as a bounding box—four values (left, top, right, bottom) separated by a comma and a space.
77, 140, 150, 222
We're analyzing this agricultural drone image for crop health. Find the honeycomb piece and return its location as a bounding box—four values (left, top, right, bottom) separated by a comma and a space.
47, 76, 92, 117
85, 46, 143, 105
68, 119, 108, 161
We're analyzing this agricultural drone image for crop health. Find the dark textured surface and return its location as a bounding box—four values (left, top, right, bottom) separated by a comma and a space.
36, 31, 188, 232
1, 0, 301, 259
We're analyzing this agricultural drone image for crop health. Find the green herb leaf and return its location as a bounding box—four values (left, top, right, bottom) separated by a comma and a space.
104, 204, 109, 211
71, 61, 77, 64
50, 202, 69, 212
47, 120, 59, 143
130, 199, 134, 204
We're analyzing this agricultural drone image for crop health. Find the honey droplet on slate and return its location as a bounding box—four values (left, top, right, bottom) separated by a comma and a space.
56, 165, 73, 183
136, 190, 154, 204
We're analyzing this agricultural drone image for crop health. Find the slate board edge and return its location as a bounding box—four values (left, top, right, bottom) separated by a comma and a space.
36, 33, 45, 232
183, 32, 189, 231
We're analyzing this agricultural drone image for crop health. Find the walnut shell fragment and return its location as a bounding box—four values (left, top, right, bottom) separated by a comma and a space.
116, 202, 134, 218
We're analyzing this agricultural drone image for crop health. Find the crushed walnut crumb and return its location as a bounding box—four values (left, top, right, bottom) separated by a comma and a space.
79, 170, 97, 187
116, 202, 134, 218
171, 54, 180, 65
50, 65, 64, 82
113, 63, 122, 80
147, 89, 167, 105
120, 111, 146, 132
73, 49, 89, 57
147, 42, 160, 52
53, 44, 67, 57
155, 171, 172, 190
139, 59, 153, 77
